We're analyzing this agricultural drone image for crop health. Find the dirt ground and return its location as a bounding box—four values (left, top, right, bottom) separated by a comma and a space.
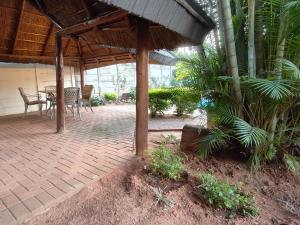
23, 132, 300, 225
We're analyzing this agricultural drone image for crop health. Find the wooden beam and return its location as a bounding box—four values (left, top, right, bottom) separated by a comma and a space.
77, 39, 82, 56
80, 0, 92, 18
0, 53, 79, 61
80, 62, 85, 95
63, 39, 72, 56
135, 18, 150, 156
11, 0, 26, 54
41, 24, 54, 56
56, 32, 65, 133
60, 10, 128, 35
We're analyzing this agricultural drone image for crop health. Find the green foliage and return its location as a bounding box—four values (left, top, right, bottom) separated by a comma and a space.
152, 187, 175, 210
176, 1, 300, 172
199, 174, 258, 217
160, 134, 177, 145
170, 88, 199, 116
233, 119, 268, 148
104, 93, 117, 102
128, 87, 136, 101
283, 154, 300, 172
198, 128, 230, 159
148, 88, 172, 118
90, 96, 105, 106
149, 145, 184, 180
148, 87, 198, 117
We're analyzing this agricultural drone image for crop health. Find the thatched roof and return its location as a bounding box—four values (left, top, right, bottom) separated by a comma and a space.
0, 0, 213, 69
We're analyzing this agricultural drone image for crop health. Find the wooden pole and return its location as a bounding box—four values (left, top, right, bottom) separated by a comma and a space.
136, 18, 149, 156
56, 32, 65, 133
80, 62, 85, 95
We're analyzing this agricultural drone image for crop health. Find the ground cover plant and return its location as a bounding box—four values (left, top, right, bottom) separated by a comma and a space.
197, 173, 258, 218
149, 144, 184, 180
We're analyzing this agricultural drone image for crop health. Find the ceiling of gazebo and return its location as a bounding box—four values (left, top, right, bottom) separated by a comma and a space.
0, 0, 214, 69
0, 0, 178, 69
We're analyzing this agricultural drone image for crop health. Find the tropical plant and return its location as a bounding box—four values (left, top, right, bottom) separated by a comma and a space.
149, 145, 184, 180
183, 0, 300, 171
198, 173, 258, 217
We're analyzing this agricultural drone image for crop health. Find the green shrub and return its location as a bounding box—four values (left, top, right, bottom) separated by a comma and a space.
128, 88, 136, 102
91, 96, 105, 106
199, 173, 258, 218
170, 88, 199, 116
149, 145, 184, 180
149, 88, 172, 117
104, 93, 117, 102
148, 87, 198, 117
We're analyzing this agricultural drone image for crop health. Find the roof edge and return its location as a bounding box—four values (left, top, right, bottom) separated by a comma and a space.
175, 0, 216, 29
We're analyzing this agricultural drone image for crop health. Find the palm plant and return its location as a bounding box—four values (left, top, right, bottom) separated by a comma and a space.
180, 0, 300, 171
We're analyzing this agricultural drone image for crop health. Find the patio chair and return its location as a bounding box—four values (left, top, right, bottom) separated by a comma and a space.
18, 87, 46, 116
79, 85, 94, 112
44, 85, 56, 111
64, 87, 81, 118
120, 93, 131, 103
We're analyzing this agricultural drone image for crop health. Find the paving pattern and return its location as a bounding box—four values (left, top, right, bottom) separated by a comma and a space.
0, 104, 203, 225
0, 105, 135, 225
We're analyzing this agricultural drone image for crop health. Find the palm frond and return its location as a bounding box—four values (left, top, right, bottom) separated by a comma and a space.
283, 153, 300, 172
233, 119, 268, 147
282, 59, 300, 78
243, 78, 299, 100
197, 128, 230, 159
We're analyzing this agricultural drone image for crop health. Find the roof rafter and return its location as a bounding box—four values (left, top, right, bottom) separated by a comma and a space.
41, 23, 54, 56
60, 10, 128, 35
80, 0, 92, 19
11, 0, 26, 54
63, 39, 71, 56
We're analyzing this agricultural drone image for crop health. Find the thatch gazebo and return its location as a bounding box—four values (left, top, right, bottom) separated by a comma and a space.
0, 0, 214, 156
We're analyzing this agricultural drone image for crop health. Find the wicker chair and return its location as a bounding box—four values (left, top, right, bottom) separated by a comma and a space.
64, 87, 80, 118
18, 87, 46, 116
79, 85, 94, 112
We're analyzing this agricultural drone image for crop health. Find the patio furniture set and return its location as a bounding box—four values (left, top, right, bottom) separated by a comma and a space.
18, 85, 94, 118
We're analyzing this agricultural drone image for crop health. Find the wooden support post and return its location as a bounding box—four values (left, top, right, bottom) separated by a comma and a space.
136, 18, 149, 156
56, 32, 65, 133
80, 62, 85, 95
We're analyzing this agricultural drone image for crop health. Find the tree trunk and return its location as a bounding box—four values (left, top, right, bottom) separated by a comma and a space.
217, 0, 225, 50
248, 0, 256, 77
275, 14, 289, 79
255, 0, 264, 77
208, 0, 221, 53
221, 0, 243, 114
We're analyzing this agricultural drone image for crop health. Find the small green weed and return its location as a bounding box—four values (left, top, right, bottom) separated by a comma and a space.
198, 173, 258, 218
149, 145, 184, 180
152, 187, 175, 210
161, 134, 177, 145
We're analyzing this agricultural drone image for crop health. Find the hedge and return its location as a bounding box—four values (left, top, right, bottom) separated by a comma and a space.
148, 87, 199, 117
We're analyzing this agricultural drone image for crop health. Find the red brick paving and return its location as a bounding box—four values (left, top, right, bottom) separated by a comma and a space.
0, 104, 203, 225
0, 105, 135, 225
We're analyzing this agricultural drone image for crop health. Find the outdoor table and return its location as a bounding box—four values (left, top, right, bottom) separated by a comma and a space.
38, 90, 56, 117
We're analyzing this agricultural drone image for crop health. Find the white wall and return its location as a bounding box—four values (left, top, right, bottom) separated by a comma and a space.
0, 63, 75, 116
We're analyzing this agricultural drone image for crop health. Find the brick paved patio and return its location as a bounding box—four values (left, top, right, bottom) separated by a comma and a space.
0, 105, 136, 225
0, 104, 202, 225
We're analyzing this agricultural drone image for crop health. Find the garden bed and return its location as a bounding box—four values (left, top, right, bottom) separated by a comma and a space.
24, 132, 300, 225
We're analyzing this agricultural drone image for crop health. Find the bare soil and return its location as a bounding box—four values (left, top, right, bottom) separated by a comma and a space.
23, 132, 300, 225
